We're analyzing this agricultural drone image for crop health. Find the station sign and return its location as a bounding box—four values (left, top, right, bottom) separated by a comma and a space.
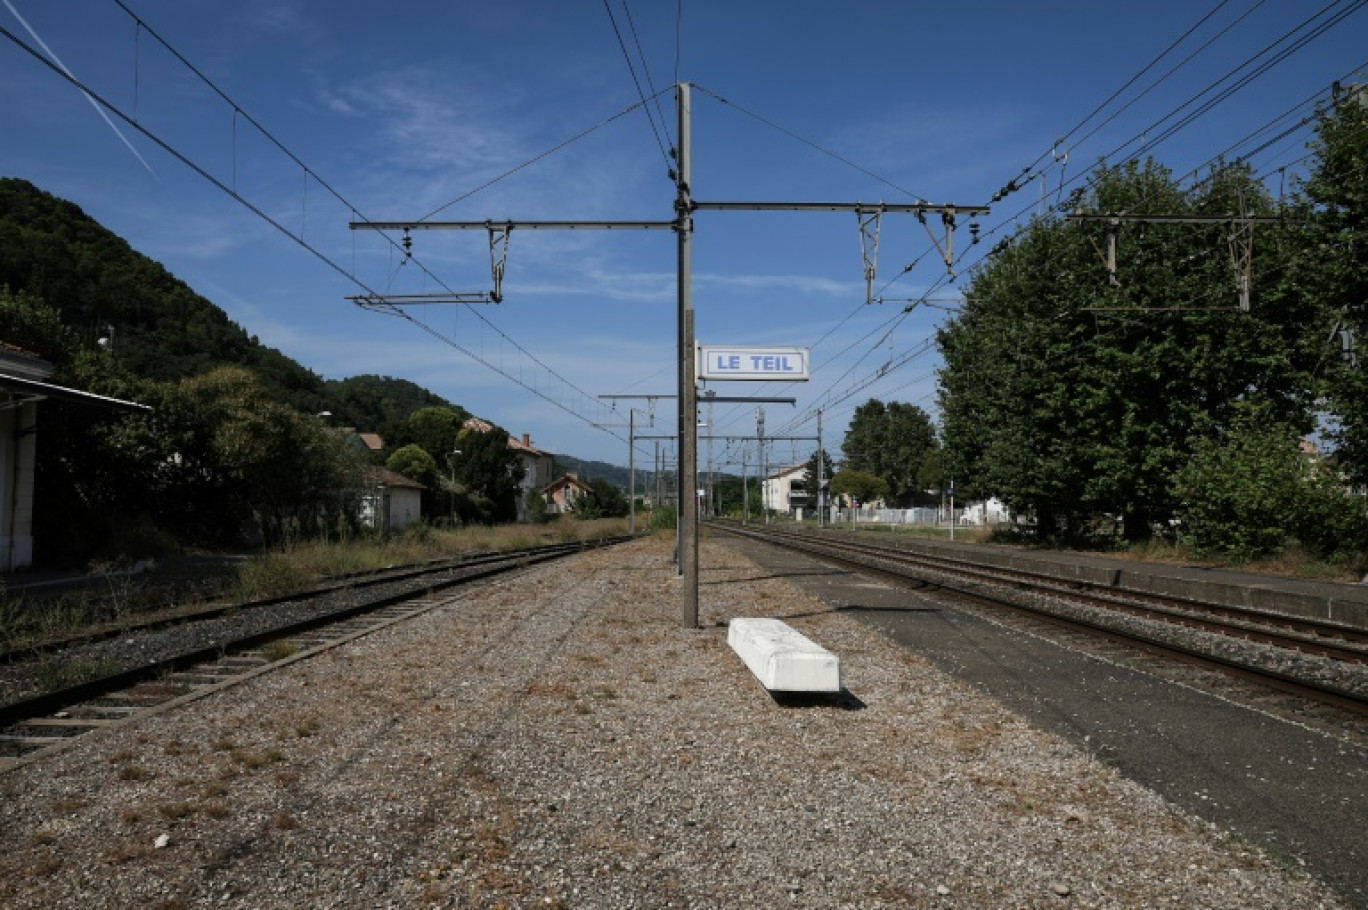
698, 346, 809, 381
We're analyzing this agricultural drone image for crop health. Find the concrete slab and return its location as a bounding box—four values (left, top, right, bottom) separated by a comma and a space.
728, 617, 840, 693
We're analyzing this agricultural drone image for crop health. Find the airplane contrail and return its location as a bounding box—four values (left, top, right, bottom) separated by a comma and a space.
4, 0, 159, 180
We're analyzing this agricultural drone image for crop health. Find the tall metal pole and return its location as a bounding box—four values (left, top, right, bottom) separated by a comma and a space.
628, 408, 636, 535
676, 83, 699, 628
817, 408, 825, 529
742, 443, 749, 523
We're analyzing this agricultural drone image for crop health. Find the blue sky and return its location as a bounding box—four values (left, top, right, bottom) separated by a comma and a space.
2, 1, 1365, 469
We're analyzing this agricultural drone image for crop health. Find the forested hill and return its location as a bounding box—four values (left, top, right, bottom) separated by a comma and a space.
0, 177, 455, 433
0, 177, 334, 413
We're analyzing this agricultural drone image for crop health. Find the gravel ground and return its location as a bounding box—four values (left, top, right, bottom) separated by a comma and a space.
0, 536, 1348, 909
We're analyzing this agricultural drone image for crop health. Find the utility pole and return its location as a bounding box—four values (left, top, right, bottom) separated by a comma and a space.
757, 406, 767, 526
817, 408, 825, 529
599, 395, 673, 536
742, 442, 749, 523
676, 83, 699, 627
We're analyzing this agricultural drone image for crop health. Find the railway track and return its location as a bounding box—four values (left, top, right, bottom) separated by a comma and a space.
709, 520, 1368, 713
0, 537, 629, 771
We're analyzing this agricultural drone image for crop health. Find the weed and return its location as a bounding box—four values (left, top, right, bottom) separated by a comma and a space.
275, 768, 301, 787
35, 656, 118, 692
201, 781, 228, 799
31, 854, 62, 877
210, 736, 236, 752
157, 802, 196, 821
293, 717, 320, 738
261, 639, 301, 662
119, 808, 141, 825
109, 749, 136, 763
271, 811, 296, 830
230, 747, 283, 770
232, 554, 314, 601
117, 766, 150, 782
30, 829, 58, 846
100, 842, 150, 864
51, 797, 87, 812
202, 800, 229, 819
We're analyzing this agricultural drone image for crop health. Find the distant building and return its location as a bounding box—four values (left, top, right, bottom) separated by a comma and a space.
510, 433, 556, 521
543, 473, 594, 515
761, 463, 810, 516
335, 428, 385, 463
360, 467, 425, 532
960, 498, 1011, 526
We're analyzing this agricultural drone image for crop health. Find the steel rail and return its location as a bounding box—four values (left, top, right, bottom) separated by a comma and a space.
1, 545, 613, 664
0, 538, 627, 733
709, 521, 1368, 713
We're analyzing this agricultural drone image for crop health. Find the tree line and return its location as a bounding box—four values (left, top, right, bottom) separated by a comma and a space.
931, 94, 1367, 561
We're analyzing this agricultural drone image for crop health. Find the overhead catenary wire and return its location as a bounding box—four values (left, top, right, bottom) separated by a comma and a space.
602, 0, 672, 170
1004, 0, 1243, 198
972, 4, 1366, 279
416, 86, 672, 223
621, 0, 675, 153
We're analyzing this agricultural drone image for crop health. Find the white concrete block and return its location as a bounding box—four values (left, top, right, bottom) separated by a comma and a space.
727, 618, 841, 693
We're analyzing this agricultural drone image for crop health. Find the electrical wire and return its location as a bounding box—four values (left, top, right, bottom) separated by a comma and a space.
1006, 0, 1241, 195
416, 87, 672, 222
602, 0, 672, 169
622, 0, 675, 150
692, 84, 927, 202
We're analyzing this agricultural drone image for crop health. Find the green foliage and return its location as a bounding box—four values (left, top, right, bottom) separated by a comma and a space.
387, 444, 440, 490
841, 400, 940, 506
0, 178, 330, 414
572, 477, 629, 519
401, 407, 468, 467
800, 448, 835, 511
524, 488, 550, 524
1302, 92, 1368, 487
1175, 410, 1368, 563
710, 475, 760, 518
830, 469, 889, 505
937, 159, 1320, 543
323, 374, 458, 445
650, 503, 677, 530
454, 422, 525, 524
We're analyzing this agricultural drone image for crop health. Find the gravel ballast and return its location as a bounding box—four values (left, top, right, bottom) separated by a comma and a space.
0, 536, 1348, 908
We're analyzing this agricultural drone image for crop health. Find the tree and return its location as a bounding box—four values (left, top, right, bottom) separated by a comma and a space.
841, 400, 939, 507
402, 407, 468, 468
388, 445, 439, 489
830, 469, 888, 506
937, 158, 1318, 543
1302, 90, 1368, 487
1175, 406, 1368, 563
573, 477, 628, 519
454, 422, 525, 524
801, 449, 836, 517
712, 475, 761, 518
